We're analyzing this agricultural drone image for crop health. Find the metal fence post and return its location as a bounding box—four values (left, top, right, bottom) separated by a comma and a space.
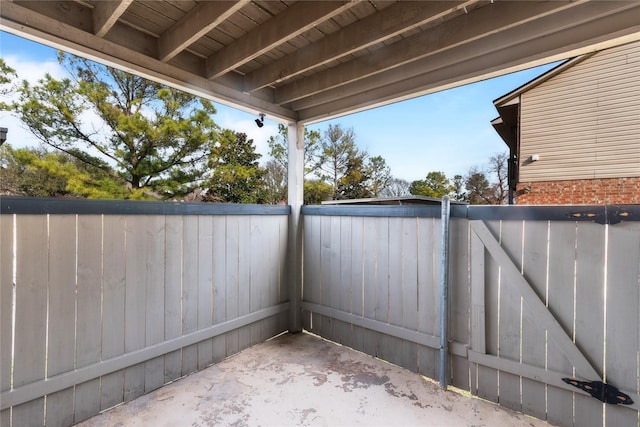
439, 195, 451, 389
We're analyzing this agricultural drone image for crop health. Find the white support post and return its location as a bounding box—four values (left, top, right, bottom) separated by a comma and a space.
287, 122, 304, 332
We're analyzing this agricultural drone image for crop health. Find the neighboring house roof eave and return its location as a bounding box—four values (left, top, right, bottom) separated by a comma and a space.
491, 116, 516, 152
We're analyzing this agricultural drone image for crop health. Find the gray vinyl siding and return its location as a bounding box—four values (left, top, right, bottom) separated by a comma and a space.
519, 41, 640, 182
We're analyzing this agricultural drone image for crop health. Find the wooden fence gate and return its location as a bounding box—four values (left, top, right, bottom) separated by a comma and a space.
469, 218, 640, 426
302, 204, 640, 427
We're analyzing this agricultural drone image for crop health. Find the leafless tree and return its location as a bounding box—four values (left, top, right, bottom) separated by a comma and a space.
380, 177, 411, 197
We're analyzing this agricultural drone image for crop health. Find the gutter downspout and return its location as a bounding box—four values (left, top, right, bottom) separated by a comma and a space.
438, 195, 451, 389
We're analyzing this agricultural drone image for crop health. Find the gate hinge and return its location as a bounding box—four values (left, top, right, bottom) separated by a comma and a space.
562, 378, 634, 405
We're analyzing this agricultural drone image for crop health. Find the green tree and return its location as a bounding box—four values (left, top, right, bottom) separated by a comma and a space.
266, 123, 392, 203
0, 58, 17, 110
0, 144, 127, 198
464, 168, 493, 204
314, 124, 367, 200
267, 123, 321, 174
452, 174, 466, 201
204, 130, 265, 203
338, 153, 371, 199
409, 171, 453, 198
11, 52, 219, 199
304, 179, 333, 205
262, 159, 287, 204
364, 155, 391, 197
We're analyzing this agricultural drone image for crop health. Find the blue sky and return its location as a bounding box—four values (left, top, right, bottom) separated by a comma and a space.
0, 31, 558, 183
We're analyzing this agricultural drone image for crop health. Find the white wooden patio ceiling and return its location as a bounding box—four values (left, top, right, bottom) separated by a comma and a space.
2, 1, 640, 124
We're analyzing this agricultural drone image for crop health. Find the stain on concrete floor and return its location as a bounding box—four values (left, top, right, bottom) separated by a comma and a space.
78, 332, 550, 427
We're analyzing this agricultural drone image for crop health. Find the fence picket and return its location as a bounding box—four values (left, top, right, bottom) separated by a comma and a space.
12, 216, 48, 427
181, 216, 199, 375
417, 217, 437, 379
362, 217, 378, 357
401, 218, 419, 371
350, 217, 365, 352
100, 216, 126, 410
225, 216, 240, 357
470, 229, 486, 395
496, 220, 524, 412
249, 216, 264, 345
45, 215, 77, 427
238, 216, 252, 352
212, 216, 227, 362
0, 215, 13, 426
477, 220, 500, 403
197, 215, 214, 367
336, 216, 353, 348
144, 216, 166, 393
164, 216, 183, 384
574, 223, 606, 427
74, 215, 104, 422
520, 221, 548, 420
375, 217, 390, 361
604, 223, 640, 427
545, 222, 578, 426
386, 218, 405, 368
123, 216, 151, 402
448, 218, 470, 390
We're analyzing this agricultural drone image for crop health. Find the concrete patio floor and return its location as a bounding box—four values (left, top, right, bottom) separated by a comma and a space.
78, 332, 550, 427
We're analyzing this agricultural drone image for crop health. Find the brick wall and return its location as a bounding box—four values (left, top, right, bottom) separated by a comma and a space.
516, 177, 640, 205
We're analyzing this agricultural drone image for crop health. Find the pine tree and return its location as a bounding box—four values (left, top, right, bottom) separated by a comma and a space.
12, 53, 219, 199
204, 130, 265, 203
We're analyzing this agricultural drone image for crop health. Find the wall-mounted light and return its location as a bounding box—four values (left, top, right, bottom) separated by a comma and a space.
530, 154, 540, 162
255, 113, 265, 128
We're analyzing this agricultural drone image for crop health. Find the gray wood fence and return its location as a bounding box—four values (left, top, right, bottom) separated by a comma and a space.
301, 204, 640, 427
2, 198, 639, 427
0, 198, 289, 427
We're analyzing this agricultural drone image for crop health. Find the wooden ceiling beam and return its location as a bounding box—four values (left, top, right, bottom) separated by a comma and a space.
4, 0, 640, 126
93, 0, 133, 38
0, 1, 296, 121
277, 0, 586, 105
205, 1, 355, 79
297, 3, 640, 122
157, 1, 250, 63
242, 0, 474, 92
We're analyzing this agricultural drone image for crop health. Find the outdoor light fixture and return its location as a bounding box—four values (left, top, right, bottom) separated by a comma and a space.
0, 127, 7, 146
255, 113, 265, 128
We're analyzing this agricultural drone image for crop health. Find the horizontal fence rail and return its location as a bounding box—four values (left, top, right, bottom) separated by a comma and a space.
301, 203, 640, 427
0, 195, 291, 215
302, 203, 639, 224
0, 198, 290, 427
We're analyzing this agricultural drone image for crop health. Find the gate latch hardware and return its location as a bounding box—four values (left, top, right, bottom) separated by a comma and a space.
562, 378, 634, 405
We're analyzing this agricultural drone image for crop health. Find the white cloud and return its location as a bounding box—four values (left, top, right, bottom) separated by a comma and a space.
1, 54, 66, 148
4, 53, 65, 83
